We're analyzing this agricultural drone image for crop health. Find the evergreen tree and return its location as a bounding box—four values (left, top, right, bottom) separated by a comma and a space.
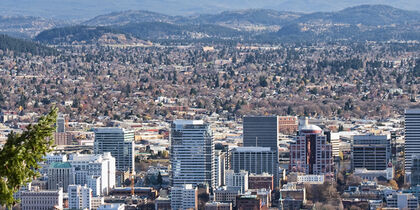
0, 108, 57, 208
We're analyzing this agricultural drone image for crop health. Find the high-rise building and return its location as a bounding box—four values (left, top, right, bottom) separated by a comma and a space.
47, 162, 75, 192
289, 119, 333, 175
229, 147, 279, 188
214, 150, 227, 187
94, 127, 134, 172
248, 173, 273, 190
68, 152, 116, 196
20, 188, 63, 210
170, 120, 214, 187
411, 155, 420, 186
214, 186, 240, 206
171, 184, 198, 210
352, 134, 390, 170
225, 170, 248, 194
56, 116, 65, 133
405, 109, 420, 173
243, 116, 279, 152
68, 185, 92, 210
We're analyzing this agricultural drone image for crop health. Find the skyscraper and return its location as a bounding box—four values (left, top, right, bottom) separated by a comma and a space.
68, 185, 92, 210
405, 109, 420, 173
289, 119, 333, 175
229, 147, 279, 188
94, 127, 134, 172
170, 184, 198, 210
47, 162, 75, 192
170, 120, 214, 187
352, 134, 390, 170
243, 116, 279, 152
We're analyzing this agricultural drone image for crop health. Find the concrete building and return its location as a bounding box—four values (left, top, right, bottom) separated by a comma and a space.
56, 116, 65, 133
47, 162, 75, 192
205, 202, 232, 210
171, 184, 198, 210
44, 154, 67, 165
68, 185, 92, 210
249, 173, 273, 190
243, 116, 279, 153
353, 162, 394, 181
91, 197, 105, 209
87, 175, 101, 197
214, 150, 227, 187
352, 134, 390, 170
229, 147, 279, 188
296, 174, 325, 184
54, 132, 72, 145
68, 152, 116, 196
94, 127, 134, 172
170, 120, 214, 187
155, 190, 171, 210
289, 119, 333, 176
386, 192, 419, 209
98, 204, 125, 210
279, 183, 306, 210
20, 188, 63, 210
405, 109, 420, 174
214, 186, 240, 206
225, 170, 248, 194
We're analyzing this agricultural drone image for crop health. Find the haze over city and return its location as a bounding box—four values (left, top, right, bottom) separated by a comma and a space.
0, 0, 419, 210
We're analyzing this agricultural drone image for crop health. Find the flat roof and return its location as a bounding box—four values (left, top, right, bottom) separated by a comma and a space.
173, 120, 204, 125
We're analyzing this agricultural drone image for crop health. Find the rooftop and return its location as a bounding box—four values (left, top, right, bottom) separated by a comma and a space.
173, 120, 204, 125
49, 162, 72, 169
232, 147, 272, 153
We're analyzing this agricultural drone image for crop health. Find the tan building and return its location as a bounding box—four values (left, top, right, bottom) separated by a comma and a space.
278, 116, 298, 135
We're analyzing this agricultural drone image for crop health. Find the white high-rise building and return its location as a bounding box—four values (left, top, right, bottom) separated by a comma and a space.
20, 188, 63, 210
170, 120, 214, 187
44, 154, 67, 165
225, 170, 248, 194
68, 185, 92, 210
405, 109, 420, 173
214, 150, 227, 187
94, 127, 135, 172
87, 176, 102, 197
47, 162, 75, 192
68, 152, 115, 195
171, 184, 198, 210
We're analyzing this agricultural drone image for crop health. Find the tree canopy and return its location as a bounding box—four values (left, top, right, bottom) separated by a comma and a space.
0, 108, 57, 207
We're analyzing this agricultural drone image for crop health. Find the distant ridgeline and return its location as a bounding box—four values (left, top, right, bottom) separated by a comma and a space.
0, 34, 57, 56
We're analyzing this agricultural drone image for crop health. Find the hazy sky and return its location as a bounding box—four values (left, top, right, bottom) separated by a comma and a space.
2, 0, 419, 20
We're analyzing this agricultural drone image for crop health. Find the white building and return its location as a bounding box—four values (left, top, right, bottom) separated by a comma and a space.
87, 175, 102, 197
296, 174, 325, 184
170, 120, 214, 187
214, 150, 227, 187
171, 184, 198, 210
92, 197, 105, 209
20, 188, 63, 210
94, 127, 135, 172
68, 152, 115, 196
47, 162, 75, 192
386, 192, 419, 209
98, 203, 125, 210
68, 185, 92, 210
44, 154, 67, 165
225, 170, 248, 194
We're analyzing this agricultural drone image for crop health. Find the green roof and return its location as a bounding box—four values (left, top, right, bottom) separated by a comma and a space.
49, 162, 72, 169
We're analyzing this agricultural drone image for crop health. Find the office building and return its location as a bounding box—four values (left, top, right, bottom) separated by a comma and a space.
68, 152, 116, 196
170, 120, 214, 187
289, 119, 333, 175
92, 197, 105, 209
56, 115, 65, 133
94, 127, 134, 172
87, 175, 101, 197
171, 184, 198, 210
386, 192, 419, 209
214, 150, 227, 187
236, 195, 265, 210
214, 186, 240, 206
243, 116, 279, 152
47, 162, 75, 192
412, 155, 420, 186
20, 188, 63, 210
279, 183, 306, 210
54, 132, 72, 145
205, 202, 232, 210
229, 147, 279, 188
249, 173, 273, 190
405, 109, 420, 173
44, 154, 67, 165
352, 134, 390, 170
68, 185, 92, 210
225, 170, 248, 194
